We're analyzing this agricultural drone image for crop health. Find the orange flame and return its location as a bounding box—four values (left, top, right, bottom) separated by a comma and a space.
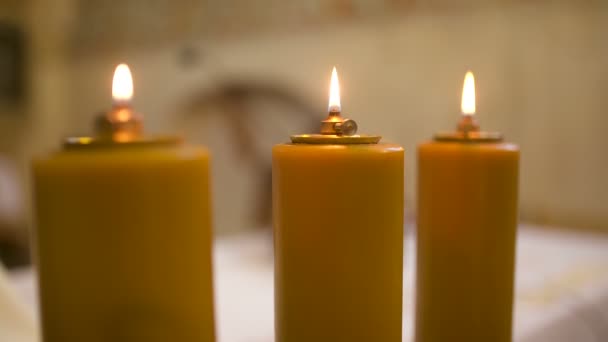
461, 71, 476, 116
328, 67, 341, 112
112, 64, 133, 105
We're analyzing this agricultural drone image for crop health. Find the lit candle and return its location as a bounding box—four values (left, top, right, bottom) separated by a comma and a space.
273, 67, 404, 341
32, 64, 215, 342
415, 71, 519, 342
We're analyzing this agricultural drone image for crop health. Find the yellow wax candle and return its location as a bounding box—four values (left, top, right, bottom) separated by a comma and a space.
415, 71, 519, 342
32, 64, 215, 342
273, 68, 404, 341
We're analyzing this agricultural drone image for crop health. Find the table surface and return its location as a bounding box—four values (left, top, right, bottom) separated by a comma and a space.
6, 224, 608, 342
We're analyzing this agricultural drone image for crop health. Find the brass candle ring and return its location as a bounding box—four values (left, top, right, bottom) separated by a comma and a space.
63, 107, 180, 148
434, 114, 503, 143
291, 110, 381, 144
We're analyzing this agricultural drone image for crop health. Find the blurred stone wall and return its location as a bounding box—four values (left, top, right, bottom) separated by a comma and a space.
3, 0, 607, 233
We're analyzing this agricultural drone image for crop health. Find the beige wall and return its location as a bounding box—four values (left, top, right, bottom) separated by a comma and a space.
6, 1, 608, 233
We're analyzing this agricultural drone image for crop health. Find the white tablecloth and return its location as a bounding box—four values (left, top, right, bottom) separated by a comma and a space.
5, 224, 608, 341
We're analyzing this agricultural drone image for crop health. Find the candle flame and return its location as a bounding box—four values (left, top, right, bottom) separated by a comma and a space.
328, 66, 341, 112
461, 70, 476, 116
112, 63, 133, 105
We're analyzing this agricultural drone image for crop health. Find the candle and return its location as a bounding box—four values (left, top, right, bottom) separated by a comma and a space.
273, 67, 404, 341
32, 64, 215, 342
415, 71, 519, 342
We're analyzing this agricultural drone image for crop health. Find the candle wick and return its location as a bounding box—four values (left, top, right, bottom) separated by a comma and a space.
457, 114, 480, 137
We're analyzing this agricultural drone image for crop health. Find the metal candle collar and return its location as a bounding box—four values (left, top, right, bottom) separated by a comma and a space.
63, 106, 179, 149
434, 115, 503, 143
291, 110, 381, 144
94, 105, 143, 142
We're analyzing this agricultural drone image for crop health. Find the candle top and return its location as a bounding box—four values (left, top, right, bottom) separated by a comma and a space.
291, 67, 380, 145
434, 70, 502, 143
63, 63, 178, 148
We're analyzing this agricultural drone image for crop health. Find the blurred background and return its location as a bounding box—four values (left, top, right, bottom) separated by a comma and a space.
0, 0, 606, 267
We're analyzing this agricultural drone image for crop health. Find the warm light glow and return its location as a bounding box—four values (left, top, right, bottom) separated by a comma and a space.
328, 66, 341, 112
461, 70, 476, 115
112, 64, 133, 105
